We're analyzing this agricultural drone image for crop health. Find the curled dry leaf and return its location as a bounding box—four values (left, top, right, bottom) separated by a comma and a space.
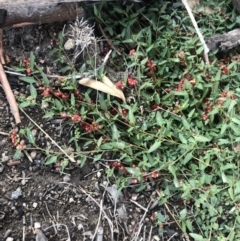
79, 76, 126, 103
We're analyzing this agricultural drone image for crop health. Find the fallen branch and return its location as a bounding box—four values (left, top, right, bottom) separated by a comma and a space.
0, 29, 21, 124
1, 3, 83, 28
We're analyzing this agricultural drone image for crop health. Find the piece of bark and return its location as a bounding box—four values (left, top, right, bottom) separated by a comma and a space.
206, 28, 240, 52
1, 3, 84, 28
0, 0, 141, 6
233, 0, 240, 14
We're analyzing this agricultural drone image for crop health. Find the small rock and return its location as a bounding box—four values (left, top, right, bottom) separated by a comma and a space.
69, 197, 74, 203
63, 175, 70, 182
97, 171, 101, 178
0, 164, 4, 173
6, 238, 13, 241
131, 193, 138, 201
11, 187, 22, 200
64, 38, 75, 50
135, 207, 141, 213
2, 155, 9, 162
153, 235, 160, 241
31, 129, 37, 136
34, 222, 41, 229
35, 228, 47, 241
33, 202, 38, 208
30, 151, 37, 159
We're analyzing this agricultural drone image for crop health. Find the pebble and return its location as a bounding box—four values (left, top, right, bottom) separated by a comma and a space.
31, 129, 37, 136
30, 151, 37, 159
2, 155, 9, 162
34, 222, 41, 229
63, 175, 70, 182
153, 235, 160, 241
6, 238, 13, 241
64, 38, 75, 50
97, 171, 101, 178
33, 202, 38, 208
0, 164, 4, 173
102, 181, 108, 187
11, 187, 22, 200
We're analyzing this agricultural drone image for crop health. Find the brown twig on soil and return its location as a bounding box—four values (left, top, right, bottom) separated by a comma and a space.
12, 22, 35, 28
0, 131, 9, 136
20, 108, 76, 162
6, 160, 21, 166
0, 30, 5, 65
156, 190, 190, 241
98, 24, 121, 55
23, 150, 33, 163
0, 29, 21, 124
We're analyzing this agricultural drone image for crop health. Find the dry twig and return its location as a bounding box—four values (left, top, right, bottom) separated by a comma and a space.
98, 24, 121, 55
20, 109, 76, 162
0, 29, 21, 124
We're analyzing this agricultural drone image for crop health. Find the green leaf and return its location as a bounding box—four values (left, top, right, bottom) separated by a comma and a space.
228, 100, 237, 113
141, 57, 148, 65
128, 108, 135, 124
194, 135, 210, 142
179, 208, 187, 219
26, 128, 35, 144
179, 133, 187, 144
126, 167, 141, 177
156, 111, 164, 125
189, 233, 205, 241
59, 66, 71, 73
196, 45, 204, 55
188, 108, 195, 118
54, 99, 63, 111
30, 52, 35, 70
182, 116, 190, 129
221, 172, 229, 183
157, 212, 165, 222
41, 72, 49, 86
100, 142, 125, 150
19, 76, 36, 84
148, 141, 161, 153
112, 124, 120, 140
30, 84, 37, 98
220, 123, 228, 135
93, 4, 98, 16
43, 111, 55, 118
232, 117, 240, 126
58, 31, 64, 45
19, 101, 32, 108
80, 63, 86, 73
45, 156, 58, 165
71, 93, 75, 107
183, 152, 192, 164
13, 150, 23, 160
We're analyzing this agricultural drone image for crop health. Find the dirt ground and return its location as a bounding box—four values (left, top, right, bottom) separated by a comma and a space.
0, 18, 182, 241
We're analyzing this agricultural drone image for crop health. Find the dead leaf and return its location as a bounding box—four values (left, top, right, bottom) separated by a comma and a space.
102, 75, 126, 102
79, 76, 126, 103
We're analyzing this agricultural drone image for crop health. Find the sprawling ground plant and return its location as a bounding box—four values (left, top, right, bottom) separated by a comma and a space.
12, 0, 240, 240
